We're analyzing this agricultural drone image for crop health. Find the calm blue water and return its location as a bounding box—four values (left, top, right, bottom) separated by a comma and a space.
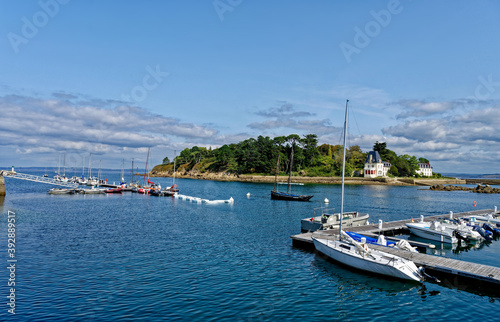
1, 170, 499, 321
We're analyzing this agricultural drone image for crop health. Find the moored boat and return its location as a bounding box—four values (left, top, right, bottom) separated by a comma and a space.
312, 99, 423, 282
406, 220, 458, 243
48, 188, 76, 195
82, 187, 105, 194
312, 232, 423, 282
271, 190, 313, 201
301, 207, 369, 232
104, 187, 123, 193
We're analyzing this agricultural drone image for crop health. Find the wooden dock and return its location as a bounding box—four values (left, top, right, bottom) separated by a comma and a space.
292, 208, 500, 290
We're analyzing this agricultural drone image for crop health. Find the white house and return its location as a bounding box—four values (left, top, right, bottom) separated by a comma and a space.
364, 151, 391, 178
416, 162, 433, 177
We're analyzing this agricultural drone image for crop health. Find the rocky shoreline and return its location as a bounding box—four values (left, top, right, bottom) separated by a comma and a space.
149, 169, 466, 186
430, 184, 500, 194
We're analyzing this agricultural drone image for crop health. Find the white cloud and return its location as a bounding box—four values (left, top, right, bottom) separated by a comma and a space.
395, 100, 454, 119
0, 94, 222, 165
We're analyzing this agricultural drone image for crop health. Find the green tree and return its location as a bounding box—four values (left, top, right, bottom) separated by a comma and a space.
301, 134, 319, 167
162, 156, 170, 164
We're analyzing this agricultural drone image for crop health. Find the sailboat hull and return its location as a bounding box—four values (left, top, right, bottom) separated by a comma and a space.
312, 236, 422, 282
270, 190, 313, 201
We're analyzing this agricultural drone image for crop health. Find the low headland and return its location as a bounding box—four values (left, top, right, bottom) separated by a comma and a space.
149, 167, 466, 186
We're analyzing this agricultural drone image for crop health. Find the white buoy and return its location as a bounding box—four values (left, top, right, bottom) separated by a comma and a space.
324, 198, 329, 204
246, 192, 251, 197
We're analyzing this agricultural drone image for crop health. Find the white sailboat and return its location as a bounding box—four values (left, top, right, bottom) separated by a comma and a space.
312, 100, 423, 282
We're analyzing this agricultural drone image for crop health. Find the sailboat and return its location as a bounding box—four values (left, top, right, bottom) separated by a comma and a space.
162, 149, 179, 196
138, 148, 157, 194
270, 143, 313, 201
312, 100, 423, 282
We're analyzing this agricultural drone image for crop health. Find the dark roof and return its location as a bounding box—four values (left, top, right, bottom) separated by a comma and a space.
365, 151, 382, 163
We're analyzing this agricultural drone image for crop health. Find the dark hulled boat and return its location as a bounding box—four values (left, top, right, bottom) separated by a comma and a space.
270, 140, 313, 202
270, 190, 313, 201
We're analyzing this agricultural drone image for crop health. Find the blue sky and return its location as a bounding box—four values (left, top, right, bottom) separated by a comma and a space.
1, 0, 500, 174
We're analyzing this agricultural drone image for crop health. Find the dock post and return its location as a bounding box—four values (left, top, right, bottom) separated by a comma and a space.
0, 175, 5, 196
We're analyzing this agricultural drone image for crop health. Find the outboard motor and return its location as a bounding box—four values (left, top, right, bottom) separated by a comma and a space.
453, 230, 469, 243
473, 226, 493, 241
483, 223, 500, 236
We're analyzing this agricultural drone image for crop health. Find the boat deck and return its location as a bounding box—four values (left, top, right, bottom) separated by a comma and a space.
292, 208, 500, 288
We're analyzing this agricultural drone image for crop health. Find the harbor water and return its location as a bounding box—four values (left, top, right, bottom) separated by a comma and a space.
1, 169, 499, 321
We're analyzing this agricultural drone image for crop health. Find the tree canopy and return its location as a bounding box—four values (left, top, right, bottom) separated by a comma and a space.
153, 137, 438, 178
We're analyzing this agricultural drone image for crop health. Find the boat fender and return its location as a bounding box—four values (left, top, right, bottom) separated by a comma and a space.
360, 238, 369, 252
377, 235, 387, 247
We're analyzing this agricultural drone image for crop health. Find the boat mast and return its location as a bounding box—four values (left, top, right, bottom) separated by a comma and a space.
339, 99, 349, 237
273, 154, 280, 192
88, 153, 92, 178
121, 159, 125, 183
82, 155, 85, 177
173, 150, 176, 187
98, 160, 102, 183
287, 144, 294, 194
131, 158, 134, 183
143, 147, 150, 187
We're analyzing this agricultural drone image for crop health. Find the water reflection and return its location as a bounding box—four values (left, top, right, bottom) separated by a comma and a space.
406, 235, 489, 256
312, 251, 420, 294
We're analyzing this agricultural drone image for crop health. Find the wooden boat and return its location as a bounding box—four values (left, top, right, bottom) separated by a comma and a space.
270, 148, 313, 201
271, 190, 313, 201
311, 99, 423, 282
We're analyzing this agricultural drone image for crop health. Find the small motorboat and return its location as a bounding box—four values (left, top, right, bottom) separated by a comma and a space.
48, 188, 76, 195
82, 187, 105, 194
301, 207, 369, 232
104, 187, 123, 193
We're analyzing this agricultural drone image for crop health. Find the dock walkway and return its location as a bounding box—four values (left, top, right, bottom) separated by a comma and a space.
292, 209, 500, 287
2, 172, 79, 188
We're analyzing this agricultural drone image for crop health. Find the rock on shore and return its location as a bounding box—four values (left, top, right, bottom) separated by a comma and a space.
430, 184, 500, 194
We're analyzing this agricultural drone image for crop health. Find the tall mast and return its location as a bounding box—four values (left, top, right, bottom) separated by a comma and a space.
173, 150, 176, 187
339, 99, 349, 236
98, 160, 102, 182
131, 158, 134, 183
82, 155, 85, 177
121, 159, 125, 183
143, 147, 150, 186
287, 144, 294, 194
88, 153, 92, 178
273, 155, 280, 192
